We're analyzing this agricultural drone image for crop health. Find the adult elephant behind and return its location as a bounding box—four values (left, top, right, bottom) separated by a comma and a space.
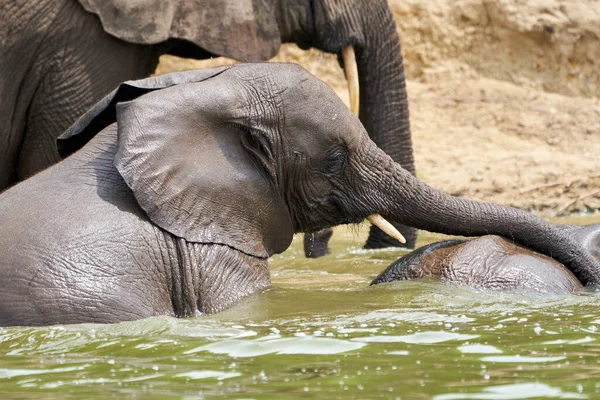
0, 0, 415, 250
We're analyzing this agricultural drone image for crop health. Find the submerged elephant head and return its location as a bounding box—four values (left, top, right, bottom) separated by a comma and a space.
58, 64, 600, 285
372, 225, 600, 295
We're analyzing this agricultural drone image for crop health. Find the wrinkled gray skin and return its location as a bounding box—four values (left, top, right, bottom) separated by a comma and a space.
1, 64, 600, 326
0, 0, 415, 251
372, 224, 600, 295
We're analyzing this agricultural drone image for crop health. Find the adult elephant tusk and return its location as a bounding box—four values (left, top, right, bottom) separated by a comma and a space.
368, 214, 407, 244
343, 47, 404, 245
342, 46, 360, 116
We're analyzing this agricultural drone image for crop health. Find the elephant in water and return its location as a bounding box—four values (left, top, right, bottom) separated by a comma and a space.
1, 64, 599, 326
372, 225, 600, 295
1, 0, 415, 251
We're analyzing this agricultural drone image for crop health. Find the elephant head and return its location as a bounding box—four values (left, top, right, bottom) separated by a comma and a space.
372, 225, 600, 294
76, 0, 416, 249
57, 64, 600, 286
371, 236, 586, 294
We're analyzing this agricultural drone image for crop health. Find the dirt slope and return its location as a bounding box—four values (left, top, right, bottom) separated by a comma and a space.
155, 0, 600, 217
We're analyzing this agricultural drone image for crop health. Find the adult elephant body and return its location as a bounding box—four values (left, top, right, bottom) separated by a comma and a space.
0, 0, 415, 249
0, 65, 599, 326
372, 225, 600, 295
0, 0, 158, 189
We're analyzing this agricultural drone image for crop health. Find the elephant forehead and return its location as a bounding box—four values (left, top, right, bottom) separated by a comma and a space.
282, 98, 365, 153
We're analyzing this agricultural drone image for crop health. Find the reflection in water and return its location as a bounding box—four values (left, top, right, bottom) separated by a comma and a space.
1, 220, 600, 398
352, 331, 479, 344
186, 337, 365, 357
480, 355, 566, 363
174, 370, 241, 380
433, 383, 588, 399
457, 344, 503, 354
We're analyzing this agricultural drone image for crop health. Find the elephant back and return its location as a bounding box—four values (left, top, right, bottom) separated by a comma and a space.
77, 0, 281, 61
57, 67, 230, 157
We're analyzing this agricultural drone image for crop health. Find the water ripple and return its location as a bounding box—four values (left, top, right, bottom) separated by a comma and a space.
433, 383, 587, 399
185, 336, 365, 357
352, 331, 479, 344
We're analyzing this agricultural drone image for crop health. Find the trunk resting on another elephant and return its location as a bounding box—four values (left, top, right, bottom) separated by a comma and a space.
369, 148, 600, 286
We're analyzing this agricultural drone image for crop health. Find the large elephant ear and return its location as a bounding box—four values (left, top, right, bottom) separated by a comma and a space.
77, 0, 281, 61
57, 67, 231, 157
112, 80, 294, 257
59, 67, 293, 257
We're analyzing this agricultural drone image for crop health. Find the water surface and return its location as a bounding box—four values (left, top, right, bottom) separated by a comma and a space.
1, 216, 600, 399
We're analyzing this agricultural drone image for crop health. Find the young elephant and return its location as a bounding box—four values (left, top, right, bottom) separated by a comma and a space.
0, 64, 598, 326
2, 0, 416, 251
372, 224, 600, 295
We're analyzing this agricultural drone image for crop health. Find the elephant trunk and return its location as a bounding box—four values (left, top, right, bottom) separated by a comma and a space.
368, 148, 600, 286
352, 1, 417, 248
355, 4, 413, 174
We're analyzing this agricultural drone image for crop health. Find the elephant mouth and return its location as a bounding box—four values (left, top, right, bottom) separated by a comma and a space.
341, 46, 405, 245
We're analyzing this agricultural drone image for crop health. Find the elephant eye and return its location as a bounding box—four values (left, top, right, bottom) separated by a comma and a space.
324, 145, 348, 173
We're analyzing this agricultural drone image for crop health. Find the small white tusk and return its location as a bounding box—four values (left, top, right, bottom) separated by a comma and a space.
367, 214, 406, 244
342, 46, 360, 116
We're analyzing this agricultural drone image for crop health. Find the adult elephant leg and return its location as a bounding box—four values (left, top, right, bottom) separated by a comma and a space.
303, 228, 334, 258
0, 57, 32, 190
0, 88, 26, 190
0, 0, 55, 191
17, 69, 77, 179
16, 3, 160, 181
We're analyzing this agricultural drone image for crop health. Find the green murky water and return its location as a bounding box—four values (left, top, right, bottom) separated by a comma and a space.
1, 216, 600, 399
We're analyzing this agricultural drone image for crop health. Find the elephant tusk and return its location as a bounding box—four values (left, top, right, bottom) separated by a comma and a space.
343, 48, 404, 245
367, 214, 407, 244
342, 46, 360, 116
342, 47, 403, 245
